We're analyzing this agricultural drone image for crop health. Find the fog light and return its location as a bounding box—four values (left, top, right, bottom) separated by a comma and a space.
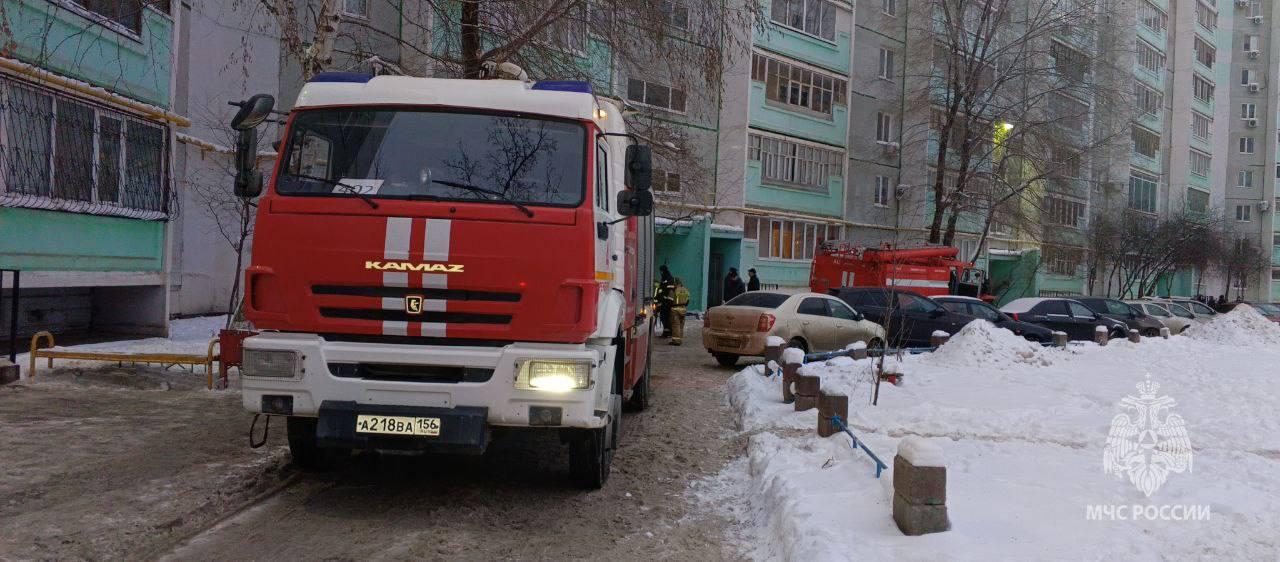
516, 360, 591, 392
243, 349, 300, 378
261, 394, 294, 415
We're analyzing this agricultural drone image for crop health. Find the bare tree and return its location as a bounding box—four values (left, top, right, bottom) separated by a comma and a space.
1215, 236, 1271, 301
907, 0, 1128, 249
1082, 209, 1223, 299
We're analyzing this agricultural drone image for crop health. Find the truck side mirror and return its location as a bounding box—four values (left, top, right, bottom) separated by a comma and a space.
617, 189, 653, 217
625, 145, 652, 190
229, 94, 275, 199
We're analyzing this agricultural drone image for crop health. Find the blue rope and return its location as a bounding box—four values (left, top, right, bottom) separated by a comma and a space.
831, 414, 888, 478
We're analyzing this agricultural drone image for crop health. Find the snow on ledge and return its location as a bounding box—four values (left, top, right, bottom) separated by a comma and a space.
932, 330, 950, 338
845, 340, 867, 351
766, 336, 787, 347
781, 347, 806, 365
897, 436, 946, 467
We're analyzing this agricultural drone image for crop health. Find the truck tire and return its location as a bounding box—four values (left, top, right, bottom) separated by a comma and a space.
625, 324, 653, 412
570, 395, 619, 489
714, 353, 739, 368
286, 416, 347, 471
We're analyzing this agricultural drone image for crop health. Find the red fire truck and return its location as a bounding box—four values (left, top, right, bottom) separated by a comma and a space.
227, 74, 656, 488
809, 243, 993, 301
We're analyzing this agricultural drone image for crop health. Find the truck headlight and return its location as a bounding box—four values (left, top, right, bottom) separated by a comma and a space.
516, 360, 591, 392
242, 349, 301, 378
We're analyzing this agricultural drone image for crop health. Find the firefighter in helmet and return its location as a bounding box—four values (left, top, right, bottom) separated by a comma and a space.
670, 277, 691, 346
656, 265, 676, 337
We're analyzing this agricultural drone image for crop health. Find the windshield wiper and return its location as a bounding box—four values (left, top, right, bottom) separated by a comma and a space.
289, 173, 379, 209
431, 179, 535, 217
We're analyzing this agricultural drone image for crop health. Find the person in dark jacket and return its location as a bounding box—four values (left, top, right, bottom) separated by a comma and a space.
657, 265, 675, 337
723, 268, 746, 303
747, 268, 761, 291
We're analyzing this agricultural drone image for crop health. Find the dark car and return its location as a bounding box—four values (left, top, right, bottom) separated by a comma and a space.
1217, 301, 1280, 323
934, 296, 1054, 342
1076, 297, 1165, 337
999, 297, 1129, 341
830, 288, 977, 347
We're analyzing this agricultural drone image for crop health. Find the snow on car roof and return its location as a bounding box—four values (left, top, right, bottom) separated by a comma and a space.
999, 297, 1050, 313
935, 295, 984, 302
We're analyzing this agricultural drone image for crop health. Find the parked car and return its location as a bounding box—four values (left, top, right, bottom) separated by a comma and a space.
999, 298, 1129, 341
934, 295, 1054, 342
1216, 301, 1280, 323
1162, 298, 1217, 323
702, 291, 886, 367
1076, 297, 1166, 337
1124, 301, 1192, 334
829, 288, 977, 347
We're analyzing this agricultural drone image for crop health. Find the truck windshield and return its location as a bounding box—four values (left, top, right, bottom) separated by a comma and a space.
275, 108, 586, 206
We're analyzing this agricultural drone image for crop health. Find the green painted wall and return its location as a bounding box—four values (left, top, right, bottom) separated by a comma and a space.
745, 162, 843, 218
740, 240, 811, 289
0, 208, 164, 271
2, 1, 174, 106
655, 221, 709, 312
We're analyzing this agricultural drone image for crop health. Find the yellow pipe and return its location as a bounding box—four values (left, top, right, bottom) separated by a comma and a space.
0, 57, 191, 127
28, 331, 54, 379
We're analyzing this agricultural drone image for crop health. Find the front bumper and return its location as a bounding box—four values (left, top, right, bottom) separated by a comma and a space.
241, 332, 609, 429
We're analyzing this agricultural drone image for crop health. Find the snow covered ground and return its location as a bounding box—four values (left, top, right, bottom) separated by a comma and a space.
703, 307, 1280, 560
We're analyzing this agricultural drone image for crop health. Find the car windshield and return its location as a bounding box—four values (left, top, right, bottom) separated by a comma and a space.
1183, 301, 1214, 314
725, 292, 789, 308
1252, 303, 1280, 315
276, 108, 586, 206
968, 303, 1000, 321
1166, 303, 1195, 318
1143, 304, 1170, 317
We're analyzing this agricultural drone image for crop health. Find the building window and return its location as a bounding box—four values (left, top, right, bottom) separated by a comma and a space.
1193, 36, 1216, 68
748, 133, 843, 191
652, 169, 682, 194
1137, 40, 1165, 73
1050, 93, 1088, 131
1051, 146, 1083, 179
1195, 2, 1217, 30
1238, 170, 1255, 188
752, 53, 848, 117
752, 217, 840, 260
626, 78, 686, 112
1128, 170, 1158, 213
1236, 204, 1253, 222
1051, 41, 1088, 82
873, 175, 890, 206
1135, 80, 1162, 117
0, 78, 167, 219
770, 0, 838, 41
1138, 0, 1168, 33
1044, 246, 1081, 276
1044, 195, 1085, 228
1187, 188, 1209, 213
68, 0, 144, 34
342, 0, 368, 17
878, 48, 895, 79
1132, 125, 1159, 158
1245, 34, 1261, 53
1242, 68, 1258, 86
1191, 111, 1211, 140
1190, 150, 1211, 176
1241, 103, 1257, 119
876, 112, 894, 142
665, 1, 690, 29
1193, 74, 1214, 102
1240, 136, 1256, 154
882, 0, 897, 16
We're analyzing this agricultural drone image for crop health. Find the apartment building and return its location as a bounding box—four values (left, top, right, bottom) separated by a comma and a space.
0, 0, 182, 339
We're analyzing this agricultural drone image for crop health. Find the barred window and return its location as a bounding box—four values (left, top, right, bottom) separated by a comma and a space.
1051, 41, 1088, 82
1044, 247, 1081, 276
1128, 170, 1158, 213
751, 53, 848, 117
0, 78, 168, 219
1136, 40, 1165, 74
1134, 80, 1162, 117
753, 216, 840, 260
748, 133, 843, 191
1044, 195, 1085, 228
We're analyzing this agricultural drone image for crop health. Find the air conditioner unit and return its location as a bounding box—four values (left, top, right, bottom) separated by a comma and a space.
879, 141, 900, 153
1252, 15, 1265, 23
1246, 117, 1259, 127
1249, 49, 1262, 58
1237, 0, 1250, 6
1249, 82, 1261, 92
1259, 200, 1271, 212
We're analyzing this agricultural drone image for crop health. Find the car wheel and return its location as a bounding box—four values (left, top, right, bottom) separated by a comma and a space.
1142, 329, 1160, 337
866, 338, 884, 355
1179, 326, 1190, 335
714, 353, 740, 368
1023, 334, 1042, 343
286, 416, 348, 472
788, 337, 809, 354
1109, 328, 1127, 340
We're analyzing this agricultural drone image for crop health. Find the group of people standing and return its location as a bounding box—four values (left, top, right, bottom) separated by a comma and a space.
654, 265, 763, 346
1193, 294, 1238, 309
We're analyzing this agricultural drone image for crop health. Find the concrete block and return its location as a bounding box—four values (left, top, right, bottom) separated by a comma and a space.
1052, 332, 1068, 348
781, 361, 800, 404
929, 331, 950, 347
793, 374, 820, 412
893, 493, 952, 536
817, 392, 848, 437
1093, 326, 1108, 346
893, 454, 947, 505
1127, 329, 1140, 343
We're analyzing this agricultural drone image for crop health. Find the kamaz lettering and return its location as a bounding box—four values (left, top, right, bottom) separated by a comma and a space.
364, 261, 464, 273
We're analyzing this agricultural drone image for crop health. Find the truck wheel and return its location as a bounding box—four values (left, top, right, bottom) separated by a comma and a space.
714, 353, 739, 368
570, 395, 619, 489
286, 417, 347, 471
625, 324, 654, 412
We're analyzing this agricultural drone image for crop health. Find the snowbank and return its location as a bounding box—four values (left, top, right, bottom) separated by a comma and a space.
1184, 305, 1280, 346
708, 315, 1280, 560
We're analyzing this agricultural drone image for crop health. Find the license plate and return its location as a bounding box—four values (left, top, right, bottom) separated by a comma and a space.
717, 336, 743, 348
355, 414, 441, 436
